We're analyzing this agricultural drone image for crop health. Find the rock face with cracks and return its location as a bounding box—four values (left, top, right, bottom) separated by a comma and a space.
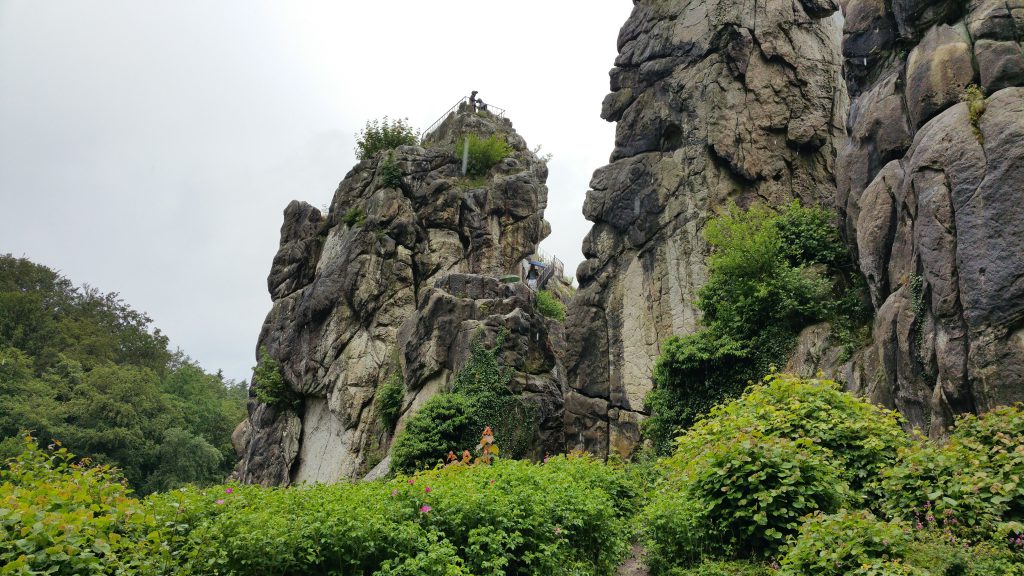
234, 109, 563, 485
833, 0, 1024, 435
563, 0, 848, 457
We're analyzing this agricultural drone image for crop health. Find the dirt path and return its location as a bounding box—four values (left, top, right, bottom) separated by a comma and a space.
616, 544, 648, 576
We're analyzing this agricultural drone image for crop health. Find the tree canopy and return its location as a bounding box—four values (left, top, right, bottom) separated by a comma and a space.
0, 254, 247, 492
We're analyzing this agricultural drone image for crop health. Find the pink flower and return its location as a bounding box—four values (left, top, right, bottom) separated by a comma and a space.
425, 486, 432, 494
419, 505, 432, 514
215, 499, 225, 505
391, 489, 399, 497
408, 478, 415, 485
225, 487, 234, 494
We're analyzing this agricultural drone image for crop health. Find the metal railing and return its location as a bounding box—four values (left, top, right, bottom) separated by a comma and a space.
419, 96, 507, 141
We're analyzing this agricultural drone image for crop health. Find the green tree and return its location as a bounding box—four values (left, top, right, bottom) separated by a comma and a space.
0, 255, 246, 492
644, 203, 867, 453
391, 334, 535, 473
356, 116, 418, 161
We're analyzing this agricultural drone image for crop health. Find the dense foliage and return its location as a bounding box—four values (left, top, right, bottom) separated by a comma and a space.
535, 290, 566, 322
5, 371, 1024, 574
878, 405, 1024, 544
0, 437, 148, 575
457, 134, 513, 177
250, 347, 291, 409
642, 374, 1024, 575
390, 334, 534, 473
376, 371, 405, 430
644, 202, 868, 453
781, 510, 1022, 576
671, 374, 908, 498
0, 255, 246, 492
2, 437, 635, 575
355, 116, 418, 161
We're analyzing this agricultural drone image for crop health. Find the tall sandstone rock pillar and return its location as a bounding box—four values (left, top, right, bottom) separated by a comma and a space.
234, 109, 565, 485
564, 0, 848, 457
837, 0, 1024, 434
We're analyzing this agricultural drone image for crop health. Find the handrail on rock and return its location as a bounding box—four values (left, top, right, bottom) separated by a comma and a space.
419, 94, 507, 141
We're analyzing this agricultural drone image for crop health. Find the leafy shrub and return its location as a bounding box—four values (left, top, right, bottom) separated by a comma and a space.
342, 206, 367, 227
136, 454, 631, 575
390, 334, 534, 473
251, 347, 292, 408
781, 509, 1024, 576
673, 373, 908, 499
879, 404, 1024, 543
457, 134, 513, 177
0, 436, 150, 575
376, 371, 405, 430
2, 434, 635, 575
780, 510, 913, 576
381, 152, 403, 188
950, 404, 1024, 520
356, 116, 418, 161
644, 331, 756, 455
395, 454, 634, 575
644, 431, 847, 569
391, 393, 477, 472
698, 203, 833, 339
667, 560, 773, 576
536, 290, 566, 322
643, 203, 866, 452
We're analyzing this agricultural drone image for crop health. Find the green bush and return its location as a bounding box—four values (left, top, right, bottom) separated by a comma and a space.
376, 372, 405, 430
667, 560, 773, 576
251, 347, 292, 408
381, 151, 403, 188
780, 510, 913, 576
644, 330, 755, 455
342, 206, 366, 227
0, 436, 151, 575
139, 455, 631, 575
356, 117, 418, 161
644, 432, 847, 569
457, 134, 513, 177
643, 202, 866, 452
390, 334, 534, 473
781, 510, 1023, 576
397, 455, 634, 575
673, 373, 908, 499
879, 404, 1024, 543
536, 290, 566, 322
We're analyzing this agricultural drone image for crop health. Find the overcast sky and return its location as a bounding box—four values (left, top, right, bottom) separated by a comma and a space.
0, 1, 634, 381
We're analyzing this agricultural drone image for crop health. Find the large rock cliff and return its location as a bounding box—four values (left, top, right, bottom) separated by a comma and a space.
834, 0, 1024, 434
235, 109, 565, 485
563, 0, 848, 457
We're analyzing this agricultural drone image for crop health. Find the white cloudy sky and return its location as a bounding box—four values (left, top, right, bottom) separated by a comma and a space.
0, 1, 634, 381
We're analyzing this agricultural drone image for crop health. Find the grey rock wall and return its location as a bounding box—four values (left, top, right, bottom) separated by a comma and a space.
563, 0, 848, 457
235, 110, 560, 485
837, 0, 1024, 433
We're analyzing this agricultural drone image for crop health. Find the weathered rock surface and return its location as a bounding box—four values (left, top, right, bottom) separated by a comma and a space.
235, 109, 560, 485
397, 274, 565, 457
837, 0, 1024, 434
564, 0, 848, 457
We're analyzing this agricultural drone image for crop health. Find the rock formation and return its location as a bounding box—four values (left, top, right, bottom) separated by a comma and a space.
563, 0, 848, 457
235, 108, 564, 485
835, 0, 1024, 434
